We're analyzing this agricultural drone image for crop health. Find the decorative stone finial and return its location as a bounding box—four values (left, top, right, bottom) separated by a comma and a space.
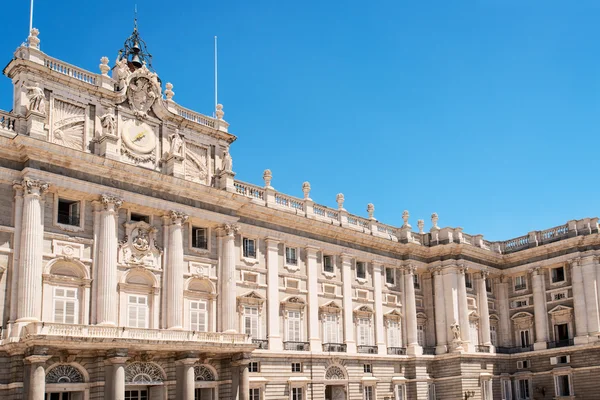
164, 83, 174, 100
302, 182, 311, 200
367, 203, 375, 220
402, 210, 411, 228
417, 219, 424, 234
27, 28, 40, 49
99, 57, 110, 76
216, 104, 224, 120
431, 212, 440, 231
336, 193, 345, 211
263, 169, 272, 188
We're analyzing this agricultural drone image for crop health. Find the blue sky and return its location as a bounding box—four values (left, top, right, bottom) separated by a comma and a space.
0, 1, 598, 241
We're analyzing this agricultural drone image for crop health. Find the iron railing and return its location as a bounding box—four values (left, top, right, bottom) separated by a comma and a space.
322, 343, 347, 352
283, 341, 310, 351
252, 339, 268, 349
387, 347, 407, 355
357, 345, 378, 354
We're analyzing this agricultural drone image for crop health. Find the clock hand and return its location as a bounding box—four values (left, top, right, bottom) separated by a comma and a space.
133, 132, 146, 142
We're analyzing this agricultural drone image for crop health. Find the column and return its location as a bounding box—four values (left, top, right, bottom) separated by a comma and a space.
570, 258, 588, 344
106, 350, 128, 400
176, 357, 198, 400
25, 354, 51, 400
478, 271, 493, 350
16, 178, 48, 324
220, 224, 239, 332
372, 263, 386, 354
443, 268, 460, 351
456, 267, 471, 350
166, 211, 188, 329
531, 267, 548, 350
95, 195, 122, 326
266, 238, 282, 350
306, 246, 321, 352
341, 254, 356, 353
432, 268, 447, 354
9, 182, 24, 334
581, 256, 600, 337
404, 265, 422, 355
496, 276, 511, 347
239, 362, 249, 400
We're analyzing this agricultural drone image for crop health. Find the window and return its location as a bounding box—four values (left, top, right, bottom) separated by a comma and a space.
125, 390, 148, 400
127, 295, 149, 328
363, 364, 372, 373
53, 287, 78, 324
244, 306, 259, 338
395, 385, 406, 400
387, 320, 401, 347
358, 317, 372, 345
427, 383, 436, 400
517, 379, 531, 400
130, 213, 149, 223
385, 267, 395, 285
291, 387, 303, 400
519, 330, 531, 347
501, 379, 512, 400
553, 292, 567, 301
486, 278, 492, 293
514, 275, 527, 291
482, 379, 492, 400
554, 374, 572, 396
249, 388, 260, 400
57, 198, 80, 226
285, 247, 298, 266
189, 300, 207, 332
287, 310, 302, 342
323, 255, 334, 273
469, 321, 479, 346
244, 272, 258, 284
551, 355, 570, 365
249, 362, 260, 373
191, 227, 208, 249
491, 325, 498, 347
517, 360, 530, 369
291, 362, 302, 373
323, 314, 338, 343
465, 273, 473, 289
413, 274, 421, 290
356, 262, 366, 279
387, 294, 397, 304
363, 386, 374, 400
513, 299, 528, 308
243, 238, 256, 259
551, 266, 565, 283
417, 325, 425, 346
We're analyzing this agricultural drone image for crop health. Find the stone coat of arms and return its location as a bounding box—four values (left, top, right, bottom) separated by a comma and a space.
124, 66, 161, 119
119, 220, 162, 269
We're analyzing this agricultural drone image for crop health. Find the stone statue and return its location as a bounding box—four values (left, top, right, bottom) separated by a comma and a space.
451, 322, 461, 341
24, 82, 45, 114
222, 149, 232, 172
100, 113, 116, 137
168, 129, 183, 156
115, 57, 131, 87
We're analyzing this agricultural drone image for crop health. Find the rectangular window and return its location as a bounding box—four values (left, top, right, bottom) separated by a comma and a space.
519, 330, 530, 347
127, 295, 149, 328
363, 364, 372, 373
387, 320, 401, 347
130, 213, 150, 223
291, 362, 302, 373
385, 267, 395, 285
514, 275, 527, 291
501, 379, 512, 400
363, 386, 374, 400
244, 306, 259, 338
551, 267, 565, 283
482, 379, 492, 400
323, 314, 338, 343
417, 325, 425, 346
57, 199, 81, 226
248, 362, 260, 373
356, 262, 366, 279
486, 278, 492, 293
427, 383, 436, 400
413, 274, 421, 290
323, 255, 334, 273
286, 247, 298, 265
191, 227, 208, 249
249, 388, 260, 400
465, 273, 473, 289
291, 387, 303, 400
358, 317, 372, 346
243, 238, 256, 259
189, 300, 207, 332
554, 374, 571, 396
395, 385, 406, 400
553, 292, 567, 301
287, 310, 302, 342
513, 299, 528, 308
491, 326, 498, 347
517, 379, 531, 400
53, 287, 78, 324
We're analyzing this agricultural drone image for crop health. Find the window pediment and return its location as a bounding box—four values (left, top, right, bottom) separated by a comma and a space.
237, 291, 265, 311
354, 305, 373, 318
320, 301, 342, 314
548, 305, 573, 315
281, 296, 306, 310
384, 309, 402, 321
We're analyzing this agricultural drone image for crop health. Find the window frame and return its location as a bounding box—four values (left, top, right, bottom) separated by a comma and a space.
52, 286, 79, 324
501, 378, 512, 400
514, 275, 527, 292
53, 194, 85, 232
357, 316, 373, 346
291, 362, 302, 373
363, 364, 372, 373
427, 382, 436, 400
385, 267, 395, 285
356, 261, 367, 280
551, 266, 567, 285
516, 378, 532, 400
243, 305, 260, 338
554, 373, 573, 397
127, 294, 149, 329
413, 274, 421, 290
242, 237, 258, 260
285, 246, 299, 267
190, 225, 210, 251
189, 299, 208, 332
323, 313, 339, 344
465, 273, 473, 289
286, 309, 303, 342
249, 387, 261, 400
323, 254, 334, 274
363, 384, 375, 400
290, 386, 304, 400
248, 362, 260, 373
387, 319, 402, 348
481, 378, 492, 400
395, 384, 406, 400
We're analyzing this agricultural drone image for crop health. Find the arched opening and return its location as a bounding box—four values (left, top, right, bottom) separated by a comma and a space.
45, 364, 87, 400
324, 365, 347, 400
194, 364, 218, 400
125, 362, 165, 400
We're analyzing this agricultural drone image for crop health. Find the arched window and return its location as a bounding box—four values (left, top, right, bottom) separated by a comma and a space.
46, 364, 84, 383
185, 278, 216, 332
125, 362, 165, 385
120, 269, 158, 329
194, 365, 215, 381
42, 259, 90, 325
325, 365, 346, 380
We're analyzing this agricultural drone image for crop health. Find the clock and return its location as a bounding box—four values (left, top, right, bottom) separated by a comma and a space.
121, 119, 156, 154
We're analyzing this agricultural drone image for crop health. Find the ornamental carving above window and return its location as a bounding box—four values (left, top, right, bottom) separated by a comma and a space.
46, 364, 84, 383
325, 365, 346, 380
125, 362, 164, 384
194, 365, 215, 381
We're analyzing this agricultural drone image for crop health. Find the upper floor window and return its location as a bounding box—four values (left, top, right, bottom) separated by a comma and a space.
189, 300, 207, 332
385, 267, 395, 285
465, 273, 473, 289
514, 275, 527, 291
356, 262, 366, 279
363, 364, 372, 373
417, 325, 425, 346
291, 387, 304, 400
191, 227, 208, 250
323, 255, 334, 273
291, 362, 302, 373
323, 313, 339, 344
486, 278, 492, 293
57, 198, 81, 227
517, 379, 531, 400
427, 383, 436, 400
363, 385, 375, 400
395, 385, 406, 400
248, 362, 260, 373
490, 325, 498, 347
286, 247, 298, 266
249, 388, 260, 400
413, 274, 421, 290
519, 329, 531, 347
243, 238, 257, 259
387, 320, 401, 347
482, 378, 492, 400
130, 213, 150, 223
53, 287, 78, 324
551, 266, 565, 283
287, 310, 302, 342
127, 294, 149, 328
357, 317, 373, 346
243, 306, 259, 338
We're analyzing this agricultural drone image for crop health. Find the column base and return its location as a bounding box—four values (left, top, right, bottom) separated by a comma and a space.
407, 344, 423, 356
533, 341, 547, 351
435, 344, 448, 354
574, 336, 589, 345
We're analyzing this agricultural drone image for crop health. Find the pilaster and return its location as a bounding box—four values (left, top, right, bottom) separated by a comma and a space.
372, 263, 386, 354
306, 246, 322, 352
432, 267, 448, 354
219, 223, 240, 332
496, 276, 511, 347
581, 256, 600, 338
456, 266, 472, 351
404, 264, 422, 355
569, 258, 589, 344
341, 253, 356, 353
531, 267, 548, 350
166, 211, 188, 329
478, 270, 493, 351
266, 237, 282, 351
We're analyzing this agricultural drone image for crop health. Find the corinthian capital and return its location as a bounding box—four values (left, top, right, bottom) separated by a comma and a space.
405, 263, 417, 275
220, 223, 240, 237
21, 177, 49, 196
169, 210, 189, 224
101, 194, 123, 210
480, 269, 489, 280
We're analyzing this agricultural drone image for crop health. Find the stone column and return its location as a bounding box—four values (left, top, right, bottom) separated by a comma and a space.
581, 256, 600, 337
9, 182, 24, 333
306, 246, 321, 352
16, 178, 48, 324
341, 254, 356, 353
456, 267, 471, 350
432, 268, 447, 354
166, 211, 188, 330
95, 195, 122, 326
404, 265, 422, 355
443, 268, 460, 351
531, 267, 548, 350
496, 276, 511, 347
372, 263, 386, 354
569, 259, 588, 344
220, 224, 239, 332
176, 357, 198, 400
478, 271, 493, 350
265, 238, 282, 350
106, 350, 128, 400
239, 362, 249, 400
25, 354, 51, 400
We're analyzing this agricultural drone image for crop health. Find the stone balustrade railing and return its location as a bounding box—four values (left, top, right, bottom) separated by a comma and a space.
20, 322, 251, 344
175, 104, 216, 128
0, 110, 19, 134
44, 57, 98, 85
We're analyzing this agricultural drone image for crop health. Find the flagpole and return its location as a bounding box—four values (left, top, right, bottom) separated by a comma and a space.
29, 0, 34, 33
214, 36, 218, 111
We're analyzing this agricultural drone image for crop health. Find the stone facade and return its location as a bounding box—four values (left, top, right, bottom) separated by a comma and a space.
0, 25, 598, 400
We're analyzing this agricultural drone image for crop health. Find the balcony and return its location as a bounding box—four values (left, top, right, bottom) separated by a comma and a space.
422, 347, 436, 355
547, 339, 574, 349
387, 347, 406, 355
475, 345, 491, 353
252, 339, 269, 349
323, 343, 347, 352
283, 341, 310, 351
357, 345, 378, 354
496, 345, 534, 354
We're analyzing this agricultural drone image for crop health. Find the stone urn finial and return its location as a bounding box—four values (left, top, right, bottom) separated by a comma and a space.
302, 181, 311, 200
165, 82, 174, 100
28, 28, 40, 49
417, 219, 424, 234
263, 169, 272, 188
216, 104, 224, 120
431, 213, 439, 230
367, 203, 375, 220
99, 57, 110, 76
336, 193, 345, 211
402, 210, 411, 228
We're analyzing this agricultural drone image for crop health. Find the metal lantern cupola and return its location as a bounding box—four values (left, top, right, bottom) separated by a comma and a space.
118, 15, 153, 72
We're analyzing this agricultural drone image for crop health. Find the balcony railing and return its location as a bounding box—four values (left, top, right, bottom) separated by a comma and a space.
496, 345, 534, 354
547, 339, 574, 349
514, 284, 527, 291
323, 343, 347, 352
283, 341, 310, 351
387, 347, 406, 355
475, 345, 491, 353
252, 339, 269, 350
357, 345, 378, 354
422, 347, 436, 355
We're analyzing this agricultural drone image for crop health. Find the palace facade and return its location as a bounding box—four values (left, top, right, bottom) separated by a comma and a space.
0, 24, 598, 400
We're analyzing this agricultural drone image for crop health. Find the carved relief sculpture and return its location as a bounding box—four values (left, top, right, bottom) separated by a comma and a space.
24, 82, 46, 114
221, 149, 232, 172
52, 99, 85, 150
185, 143, 209, 184
126, 70, 159, 119
100, 112, 117, 137
451, 321, 461, 341
114, 57, 131, 89
168, 129, 184, 157
119, 220, 162, 269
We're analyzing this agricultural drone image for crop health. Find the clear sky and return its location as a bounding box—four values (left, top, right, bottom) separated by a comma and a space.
0, 1, 598, 241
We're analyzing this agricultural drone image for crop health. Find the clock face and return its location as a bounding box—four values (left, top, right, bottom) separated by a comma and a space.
121, 119, 156, 154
